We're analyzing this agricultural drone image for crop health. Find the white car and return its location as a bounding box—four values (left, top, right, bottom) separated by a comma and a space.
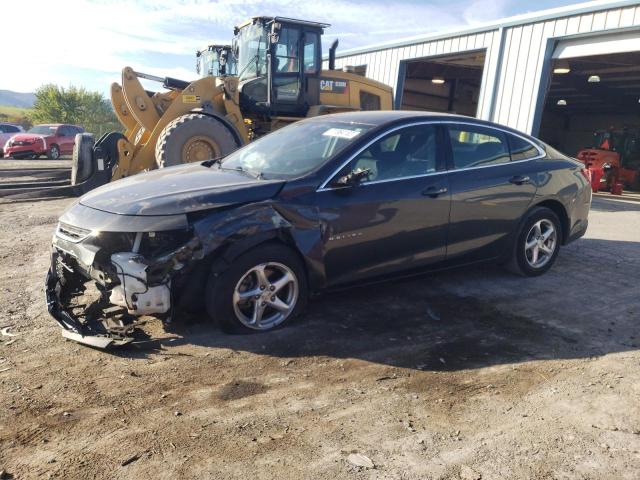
0, 123, 24, 156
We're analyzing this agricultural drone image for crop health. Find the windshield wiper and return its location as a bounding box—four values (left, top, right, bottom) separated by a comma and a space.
201, 157, 222, 168
219, 164, 260, 179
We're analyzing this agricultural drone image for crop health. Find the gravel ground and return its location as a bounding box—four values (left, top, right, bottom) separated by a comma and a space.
0, 194, 638, 479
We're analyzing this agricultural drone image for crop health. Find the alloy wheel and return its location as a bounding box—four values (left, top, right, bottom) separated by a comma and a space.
524, 219, 557, 269
232, 262, 299, 330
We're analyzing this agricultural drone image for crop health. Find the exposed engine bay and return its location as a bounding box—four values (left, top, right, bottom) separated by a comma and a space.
44, 180, 319, 348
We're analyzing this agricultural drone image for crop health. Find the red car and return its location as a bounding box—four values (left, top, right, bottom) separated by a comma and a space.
3, 124, 84, 159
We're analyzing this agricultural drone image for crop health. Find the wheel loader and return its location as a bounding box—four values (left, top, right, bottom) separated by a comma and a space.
196, 44, 236, 77
72, 16, 393, 193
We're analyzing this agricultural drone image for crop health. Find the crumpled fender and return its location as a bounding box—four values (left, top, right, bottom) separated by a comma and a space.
146, 201, 326, 290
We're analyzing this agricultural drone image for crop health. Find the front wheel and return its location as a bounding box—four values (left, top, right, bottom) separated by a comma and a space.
206, 244, 308, 333
507, 207, 562, 277
48, 144, 60, 160
155, 113, 240, 168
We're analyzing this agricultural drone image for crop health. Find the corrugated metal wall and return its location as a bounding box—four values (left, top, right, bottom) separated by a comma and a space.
493, 4, 640, 133
331, 4, 640, 134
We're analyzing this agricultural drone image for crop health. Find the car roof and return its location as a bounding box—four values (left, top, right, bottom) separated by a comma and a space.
306, 110, 541, 143
34, 124, 81, 128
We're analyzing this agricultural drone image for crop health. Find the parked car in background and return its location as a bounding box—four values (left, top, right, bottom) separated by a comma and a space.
3, 124, 84, 159
46, 111, 592, 347
0, 123, 24, 157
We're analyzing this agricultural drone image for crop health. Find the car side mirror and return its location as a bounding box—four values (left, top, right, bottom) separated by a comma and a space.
331, 168, 371, 188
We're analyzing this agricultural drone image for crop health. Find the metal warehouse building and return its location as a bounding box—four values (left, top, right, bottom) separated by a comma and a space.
330, 0, 640, 156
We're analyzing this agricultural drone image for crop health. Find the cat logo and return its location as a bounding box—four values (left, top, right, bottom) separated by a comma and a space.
320, 78, 348, 94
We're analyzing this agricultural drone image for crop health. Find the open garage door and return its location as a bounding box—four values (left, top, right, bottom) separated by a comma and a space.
537, 32, 640, 189
398, 50, 486, 117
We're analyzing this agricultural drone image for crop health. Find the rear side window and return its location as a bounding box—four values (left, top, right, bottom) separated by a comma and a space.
303, 32, 319, 73
1, 125, 20, 133
447, 125, 510, 169
508, 134, 540, 161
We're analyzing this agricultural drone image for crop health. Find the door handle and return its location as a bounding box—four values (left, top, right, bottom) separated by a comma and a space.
509, 175, 530, 185
422, 186, 448, 197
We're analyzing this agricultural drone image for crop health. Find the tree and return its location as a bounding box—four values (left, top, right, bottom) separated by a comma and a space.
30, 84, 121, 137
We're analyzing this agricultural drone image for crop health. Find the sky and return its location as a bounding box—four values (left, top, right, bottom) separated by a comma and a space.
2, 0, 595, 97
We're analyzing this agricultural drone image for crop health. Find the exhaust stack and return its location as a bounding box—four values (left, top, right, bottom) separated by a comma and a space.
328, 39, 339, 70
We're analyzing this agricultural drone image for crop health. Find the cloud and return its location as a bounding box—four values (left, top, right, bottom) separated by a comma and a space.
1, 0, 519, 94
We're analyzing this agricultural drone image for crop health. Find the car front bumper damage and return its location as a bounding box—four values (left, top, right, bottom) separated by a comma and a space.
45, 225, 202, 349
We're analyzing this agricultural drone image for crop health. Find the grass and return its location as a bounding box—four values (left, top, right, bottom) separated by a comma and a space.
0, 104, 32, 124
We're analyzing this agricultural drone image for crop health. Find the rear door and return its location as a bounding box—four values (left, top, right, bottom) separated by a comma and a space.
316, 123, 451, 285
444, 123, 540, 261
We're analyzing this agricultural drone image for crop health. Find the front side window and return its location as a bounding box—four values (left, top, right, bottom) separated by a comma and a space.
303, 33, 319, 73
275, 27, 300, 73
221, 120, 374, 179
448, 125, 510, 169
344, 125, 439, 183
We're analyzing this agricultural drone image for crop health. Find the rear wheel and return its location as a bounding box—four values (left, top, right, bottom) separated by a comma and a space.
205, 244, 308, 333
71, 133, 95, 185
48, 144, 60, 160
155, 113, 239, 168
507, 207, 562, 277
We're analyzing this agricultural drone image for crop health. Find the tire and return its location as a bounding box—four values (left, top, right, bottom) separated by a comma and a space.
48, 144, 60, 160
506, 207, 562, 277
205, 243, 308, 333
71, 133, 95, 185
155, 113, 240, 169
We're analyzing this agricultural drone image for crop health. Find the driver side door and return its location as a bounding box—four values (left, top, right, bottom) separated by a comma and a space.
271, 26, 302, 113
316, 123, 451, 286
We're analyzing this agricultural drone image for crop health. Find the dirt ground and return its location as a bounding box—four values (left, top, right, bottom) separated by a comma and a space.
0, 191, 639, 480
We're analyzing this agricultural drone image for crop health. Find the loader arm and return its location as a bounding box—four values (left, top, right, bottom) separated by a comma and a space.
108, 67, 248, 180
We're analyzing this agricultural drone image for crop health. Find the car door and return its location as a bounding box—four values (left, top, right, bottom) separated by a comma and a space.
58, 126, 74, 154
444, 123, 539, 261
316, 123, 451, 285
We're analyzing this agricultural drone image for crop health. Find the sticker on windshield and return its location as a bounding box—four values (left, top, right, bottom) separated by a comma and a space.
322, 128, 361, 139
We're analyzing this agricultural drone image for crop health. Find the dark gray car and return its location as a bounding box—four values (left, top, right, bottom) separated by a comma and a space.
46, 111, 592, 347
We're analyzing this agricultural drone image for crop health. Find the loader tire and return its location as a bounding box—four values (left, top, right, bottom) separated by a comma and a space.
71, 133, 95, 185
155, 113, 240, 168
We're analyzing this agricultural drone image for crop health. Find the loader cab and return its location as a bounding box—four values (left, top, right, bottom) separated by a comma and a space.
196, 45, 236, 78
234, 16, 327, 117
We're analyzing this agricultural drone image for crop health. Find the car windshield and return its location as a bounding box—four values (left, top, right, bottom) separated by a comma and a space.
28, 125, 57, 135
220, 120, 375, 179
236, 23, 268, 81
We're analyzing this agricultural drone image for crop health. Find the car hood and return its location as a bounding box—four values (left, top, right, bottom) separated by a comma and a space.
79, 162, 286, 216
9, 133, 47, 142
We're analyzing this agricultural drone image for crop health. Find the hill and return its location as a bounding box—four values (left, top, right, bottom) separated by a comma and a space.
0, 104, 33, 128
0, 90, 35, 108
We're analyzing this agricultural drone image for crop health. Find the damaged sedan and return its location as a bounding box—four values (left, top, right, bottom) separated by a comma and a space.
46, 111, 591, 347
